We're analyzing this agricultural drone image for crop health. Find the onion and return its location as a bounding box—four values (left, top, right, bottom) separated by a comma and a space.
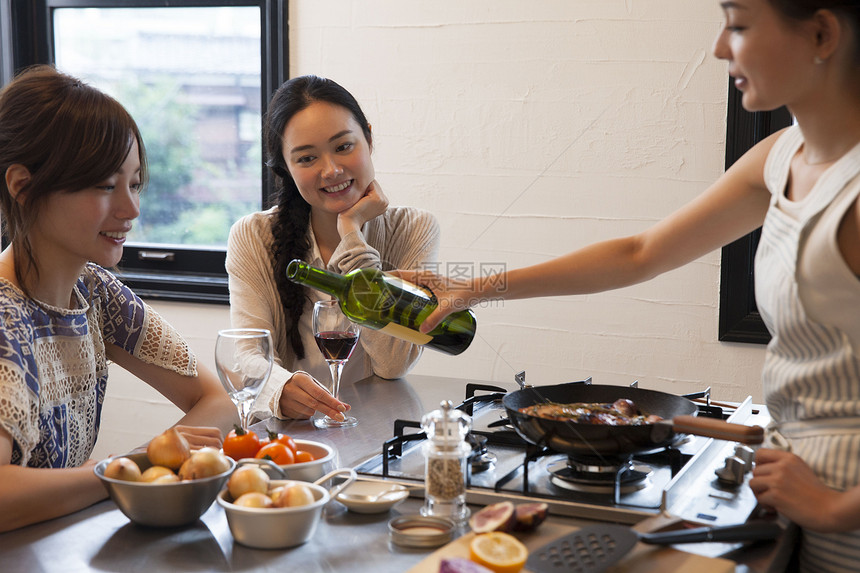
272, 483, 315, 508
140, 465, 176, 483
150, 473, 181, 484
228, 466, 270, 499
234, 492, 273, 508
104, 457, 142, 482
146, 427, 191, 470
178, 447, 231, 481
268, 485, 288, 506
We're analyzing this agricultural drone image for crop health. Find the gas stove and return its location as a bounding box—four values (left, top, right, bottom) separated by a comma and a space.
352, 376, 770, 525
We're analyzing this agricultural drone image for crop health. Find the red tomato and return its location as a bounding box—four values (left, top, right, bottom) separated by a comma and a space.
263, 430, 298, 454
255, 442, 295, 465
275, 434, 298, 454
222, 425, 261, 461
294, 450, 315, 464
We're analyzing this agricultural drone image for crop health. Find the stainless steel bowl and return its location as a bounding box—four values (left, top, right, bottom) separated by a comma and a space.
94, 452, 235, 527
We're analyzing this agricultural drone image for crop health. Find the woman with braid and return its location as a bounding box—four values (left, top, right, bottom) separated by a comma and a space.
226, 75, 439, 423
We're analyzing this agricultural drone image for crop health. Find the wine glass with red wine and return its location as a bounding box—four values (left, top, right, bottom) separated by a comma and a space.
312, 299, 360, 428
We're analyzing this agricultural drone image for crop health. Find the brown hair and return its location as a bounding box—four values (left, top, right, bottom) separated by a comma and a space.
769, 1, 860, 63
0, 65, 147, 294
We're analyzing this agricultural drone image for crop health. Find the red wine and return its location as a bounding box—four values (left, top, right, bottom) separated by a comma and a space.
314, 331, 358, 361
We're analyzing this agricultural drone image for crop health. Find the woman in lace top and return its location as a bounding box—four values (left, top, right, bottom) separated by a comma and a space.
0, 65, 239, 532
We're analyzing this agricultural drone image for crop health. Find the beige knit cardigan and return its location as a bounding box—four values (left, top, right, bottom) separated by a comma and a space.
225, 205, 441, 420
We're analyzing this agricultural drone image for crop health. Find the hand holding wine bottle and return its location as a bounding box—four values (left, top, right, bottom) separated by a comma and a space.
388, 268, 484, 334
287, 260, 477, 355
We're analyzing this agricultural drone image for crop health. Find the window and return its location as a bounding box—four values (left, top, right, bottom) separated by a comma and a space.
718, 82, 792, 343
2, 0, 287, 303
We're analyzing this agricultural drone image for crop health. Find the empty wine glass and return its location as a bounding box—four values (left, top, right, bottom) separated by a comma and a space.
215, 328, 273, 431
312, 299, 359, 428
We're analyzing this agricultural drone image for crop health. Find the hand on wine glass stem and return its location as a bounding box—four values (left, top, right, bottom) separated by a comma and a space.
278, 371, 351, 421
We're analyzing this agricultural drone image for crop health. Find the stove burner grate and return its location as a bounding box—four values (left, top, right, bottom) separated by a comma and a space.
547, 457, 653, 494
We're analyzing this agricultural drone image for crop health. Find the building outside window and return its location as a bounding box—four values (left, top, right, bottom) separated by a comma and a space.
54, 7, 262, 252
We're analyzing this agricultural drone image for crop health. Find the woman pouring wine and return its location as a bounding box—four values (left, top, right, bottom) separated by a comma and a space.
397, 1, 860, 570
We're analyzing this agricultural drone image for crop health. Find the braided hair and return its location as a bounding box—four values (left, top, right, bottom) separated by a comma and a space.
264, 75, 372, 359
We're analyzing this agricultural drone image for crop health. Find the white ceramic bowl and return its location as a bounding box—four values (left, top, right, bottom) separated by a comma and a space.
235, 439, 335, 482
335, 480, 412, 514
95, 452, 235, 527
217, 468, 355, 549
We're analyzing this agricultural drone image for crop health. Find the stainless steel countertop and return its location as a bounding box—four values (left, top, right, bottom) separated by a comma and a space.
0, 374, 789, 572
0, 374, 592, 573
259, 374, 519, 469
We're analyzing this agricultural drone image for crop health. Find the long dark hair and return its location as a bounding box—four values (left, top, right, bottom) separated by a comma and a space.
769, 1, 860, 63
0, 65, 147, 296
264, 75, 372, 359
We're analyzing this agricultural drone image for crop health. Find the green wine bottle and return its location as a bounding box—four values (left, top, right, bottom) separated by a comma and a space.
286, 259, 476, 355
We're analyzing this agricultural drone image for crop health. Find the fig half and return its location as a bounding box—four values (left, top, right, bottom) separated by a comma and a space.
511, 501, 549, 532
468, 501, 516, 533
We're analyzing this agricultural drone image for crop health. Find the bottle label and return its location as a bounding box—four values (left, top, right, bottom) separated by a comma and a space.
380, 322, 433, 345
383, 275, 435, 300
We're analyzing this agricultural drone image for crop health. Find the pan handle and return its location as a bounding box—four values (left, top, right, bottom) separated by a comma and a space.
638, 520, 782, 545
671, 415, 764, 445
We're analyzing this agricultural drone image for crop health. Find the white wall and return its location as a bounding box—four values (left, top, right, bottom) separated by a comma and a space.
94, 0, 767, 458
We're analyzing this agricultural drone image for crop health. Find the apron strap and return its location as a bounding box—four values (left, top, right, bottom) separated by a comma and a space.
764, 417, 860, 451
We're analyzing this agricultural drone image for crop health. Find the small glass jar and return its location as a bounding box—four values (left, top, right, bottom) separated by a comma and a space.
420, 400, 472, 524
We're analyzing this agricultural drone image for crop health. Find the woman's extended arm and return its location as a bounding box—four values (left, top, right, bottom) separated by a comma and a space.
401, 129, 780, 332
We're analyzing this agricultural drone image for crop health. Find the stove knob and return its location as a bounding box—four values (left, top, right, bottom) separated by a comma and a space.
734, 444, 755, 470
715, 455, 746, 486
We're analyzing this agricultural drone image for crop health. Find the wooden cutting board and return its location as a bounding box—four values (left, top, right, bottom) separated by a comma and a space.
406, 520, 735, 573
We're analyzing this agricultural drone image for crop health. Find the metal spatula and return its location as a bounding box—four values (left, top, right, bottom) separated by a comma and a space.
525, 520, 782, 573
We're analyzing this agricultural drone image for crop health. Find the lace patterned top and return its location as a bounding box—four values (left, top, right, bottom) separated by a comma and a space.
0, 263, 196, 468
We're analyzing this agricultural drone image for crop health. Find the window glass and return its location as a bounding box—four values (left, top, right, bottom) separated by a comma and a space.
53, 6, 262, 249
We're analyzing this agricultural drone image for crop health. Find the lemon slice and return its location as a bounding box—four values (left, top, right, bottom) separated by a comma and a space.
468, 532, 528, 573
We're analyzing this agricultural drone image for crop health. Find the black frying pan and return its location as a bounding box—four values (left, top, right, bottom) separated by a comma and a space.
503, 382, 763, 456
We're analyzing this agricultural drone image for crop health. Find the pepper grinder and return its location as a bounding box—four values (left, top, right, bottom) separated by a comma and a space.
420, 400, 472, 523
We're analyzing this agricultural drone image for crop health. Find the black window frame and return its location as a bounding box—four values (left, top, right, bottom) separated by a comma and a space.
1, 0, 287, 304
718, 82, 793, 343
